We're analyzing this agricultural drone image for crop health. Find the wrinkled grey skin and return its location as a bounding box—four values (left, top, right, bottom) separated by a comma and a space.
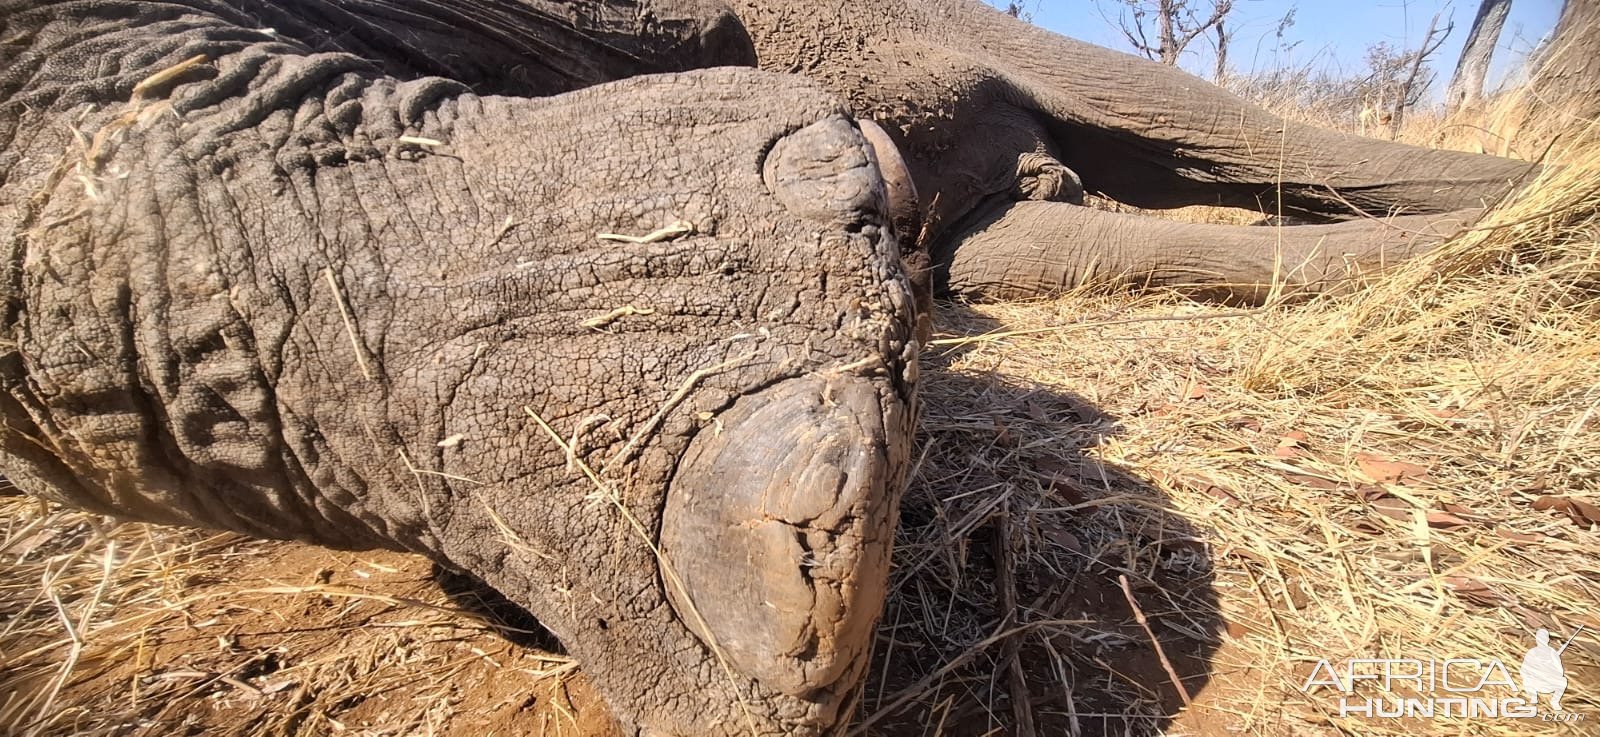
0, 1, 1531, 735
3, 3, 916, 735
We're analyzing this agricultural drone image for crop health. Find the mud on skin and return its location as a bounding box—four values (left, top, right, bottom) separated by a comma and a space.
1, 3, 917, 735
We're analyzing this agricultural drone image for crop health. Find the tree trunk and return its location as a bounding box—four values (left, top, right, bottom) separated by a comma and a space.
1445, 0, 1513, 113
1158, 0, 1179, 65
1527, 0, 1600, 124
1389, 11, 1446, 137
1213, 19, 1229, 83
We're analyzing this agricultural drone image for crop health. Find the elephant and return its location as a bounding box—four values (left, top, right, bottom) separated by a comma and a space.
0, 1, 1530, 735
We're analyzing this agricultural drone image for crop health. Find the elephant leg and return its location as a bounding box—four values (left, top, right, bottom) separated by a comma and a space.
734, 0, 1533, 222
935, 201, 1477, 302
952, 0, 1531, 219
985, 28, 1533, 219
3, 3, 917, 736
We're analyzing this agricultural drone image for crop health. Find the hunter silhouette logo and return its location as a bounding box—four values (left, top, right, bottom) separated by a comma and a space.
1300, 625, 1588, 720
1520, 627, 1577, 711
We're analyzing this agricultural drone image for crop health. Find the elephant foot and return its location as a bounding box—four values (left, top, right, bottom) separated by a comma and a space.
8, 21, 919, 726
661, 375, 900, 701
411, 71, 921, 736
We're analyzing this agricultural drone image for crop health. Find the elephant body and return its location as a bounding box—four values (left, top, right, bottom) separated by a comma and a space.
0, 1, 1529, 734
4, 3, 919, 734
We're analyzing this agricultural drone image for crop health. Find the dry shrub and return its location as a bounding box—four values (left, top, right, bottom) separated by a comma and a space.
1247, 126, 1600, 394
1235, 63, 1581, 163
1380, 91, 1578, 162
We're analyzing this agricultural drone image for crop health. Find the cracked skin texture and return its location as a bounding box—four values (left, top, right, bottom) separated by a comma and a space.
1, 2, 916, 735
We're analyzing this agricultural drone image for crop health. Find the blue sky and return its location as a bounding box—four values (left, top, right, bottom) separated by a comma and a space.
986, 0, 1562, 98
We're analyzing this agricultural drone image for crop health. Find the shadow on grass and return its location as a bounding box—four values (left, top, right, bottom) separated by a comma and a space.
855, 302, 1222, 736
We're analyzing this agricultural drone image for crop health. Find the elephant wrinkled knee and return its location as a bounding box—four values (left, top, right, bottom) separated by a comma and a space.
1015, 151, 1085, 205
633, 0, 758, 67
659, 374, 908, 723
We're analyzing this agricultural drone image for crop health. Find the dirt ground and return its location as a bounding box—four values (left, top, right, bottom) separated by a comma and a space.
0, 415, 1260, 737
0, 530, 1263, 737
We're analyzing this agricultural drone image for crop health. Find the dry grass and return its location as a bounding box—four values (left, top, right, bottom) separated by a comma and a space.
1248, 81, 1576, 163
863, 127, 1598, 735
4, 109, 1599, 737
0, 502, 591, 737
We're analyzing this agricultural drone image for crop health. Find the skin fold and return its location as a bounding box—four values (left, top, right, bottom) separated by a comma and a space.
0, 1, 1534, 735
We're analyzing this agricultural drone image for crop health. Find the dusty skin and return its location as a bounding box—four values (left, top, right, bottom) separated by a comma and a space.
0, 1, 1542, 735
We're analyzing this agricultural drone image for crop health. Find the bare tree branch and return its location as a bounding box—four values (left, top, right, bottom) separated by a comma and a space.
1390, 10, 1454, 135
1176, 0, 1232, 51
1100, 0, 1234, 67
